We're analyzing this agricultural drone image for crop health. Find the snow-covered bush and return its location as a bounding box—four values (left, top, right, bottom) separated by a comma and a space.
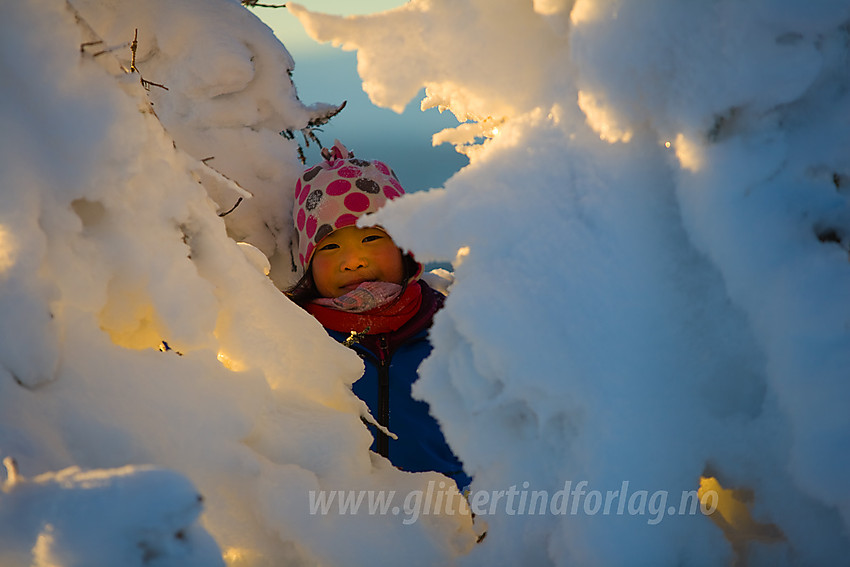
293, 1, 850, 565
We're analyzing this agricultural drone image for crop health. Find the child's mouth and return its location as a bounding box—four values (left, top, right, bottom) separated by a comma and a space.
342, 279, 373, 291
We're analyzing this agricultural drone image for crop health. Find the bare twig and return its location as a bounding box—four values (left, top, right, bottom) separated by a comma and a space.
303, 129, 321, 148
219, 197, 244, 217
80, 40, 103, 52
242, 0, 287, 7
158, 341, 183, 356
307, 100, 346, 127
85, 43, 130, 58
141, 78, 169, 91
281, 101, 347, 163
130, 28, 138, 72
126, 29, 169, 91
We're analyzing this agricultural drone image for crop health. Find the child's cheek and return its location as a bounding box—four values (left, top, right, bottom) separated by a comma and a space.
311, 258, 335, 296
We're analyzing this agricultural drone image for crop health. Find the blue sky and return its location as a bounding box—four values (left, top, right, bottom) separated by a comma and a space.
250, 1, 469, 193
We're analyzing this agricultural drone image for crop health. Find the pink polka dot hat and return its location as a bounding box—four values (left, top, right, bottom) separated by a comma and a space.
293, 140, 407, 270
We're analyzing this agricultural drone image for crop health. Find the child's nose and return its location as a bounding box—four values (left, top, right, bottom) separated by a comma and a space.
341, 250, 367, 271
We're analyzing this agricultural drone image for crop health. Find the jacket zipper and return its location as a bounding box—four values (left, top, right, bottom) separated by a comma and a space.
376, 335, 390, 458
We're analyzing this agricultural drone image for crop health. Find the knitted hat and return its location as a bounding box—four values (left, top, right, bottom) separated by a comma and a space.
293, 140, 406, 270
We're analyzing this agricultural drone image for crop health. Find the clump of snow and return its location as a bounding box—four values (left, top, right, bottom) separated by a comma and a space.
1, 0, 476, 565
0, 459, 221, 567
69, 0, 342, 287
294, 1, 850, 565
288, 0, 571, 153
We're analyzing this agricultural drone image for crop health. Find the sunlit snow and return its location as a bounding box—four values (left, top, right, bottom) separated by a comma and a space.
2, 0, 849, 566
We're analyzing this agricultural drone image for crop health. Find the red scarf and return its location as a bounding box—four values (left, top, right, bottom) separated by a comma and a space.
306, 282, 423, 334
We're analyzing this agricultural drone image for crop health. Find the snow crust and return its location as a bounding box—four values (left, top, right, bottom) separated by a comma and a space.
2, 0, 850, 565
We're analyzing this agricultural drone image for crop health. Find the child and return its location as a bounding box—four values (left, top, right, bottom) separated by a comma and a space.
288, 140, 471, 490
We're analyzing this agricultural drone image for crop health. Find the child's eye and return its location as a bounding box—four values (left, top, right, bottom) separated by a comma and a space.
318, 242, 339, 252
362, 234, 383, 243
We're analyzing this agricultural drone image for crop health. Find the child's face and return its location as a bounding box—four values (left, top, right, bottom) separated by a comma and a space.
310, 226, 405, 298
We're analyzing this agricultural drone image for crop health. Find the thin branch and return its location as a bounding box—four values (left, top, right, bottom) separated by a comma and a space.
307, 100, 347, 128
242, 0, 287, 7
219, 197, 244, 217
85, 42, 130, 58
126, 29, 169, 91
80, 40, 103, 52
130, 28, 138, 72
280, 101, 347, 163
141, 78, 169, 91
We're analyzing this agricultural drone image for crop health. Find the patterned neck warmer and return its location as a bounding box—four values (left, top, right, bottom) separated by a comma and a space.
305, 281, 423, 335
312, 281, 404, 313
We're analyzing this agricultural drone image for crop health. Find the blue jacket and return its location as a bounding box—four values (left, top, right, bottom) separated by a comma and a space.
327, 282, 471, 489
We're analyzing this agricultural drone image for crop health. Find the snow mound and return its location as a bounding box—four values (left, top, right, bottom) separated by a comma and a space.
0, 459, 221, 567
294, 1, 850, 565
1, 0, 476, 565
